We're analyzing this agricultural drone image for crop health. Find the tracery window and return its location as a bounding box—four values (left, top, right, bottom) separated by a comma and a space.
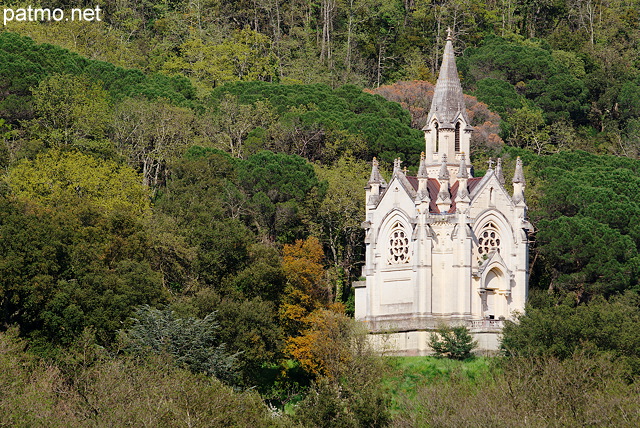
388, 221, 410, 264
477, 222, 501, 258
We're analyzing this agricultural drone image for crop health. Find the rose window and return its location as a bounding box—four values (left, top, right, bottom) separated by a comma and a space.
478, 222, 500, 258
388, 222, 410, 264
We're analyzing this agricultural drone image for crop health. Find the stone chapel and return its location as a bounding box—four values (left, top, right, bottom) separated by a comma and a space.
354, 32, 531, 353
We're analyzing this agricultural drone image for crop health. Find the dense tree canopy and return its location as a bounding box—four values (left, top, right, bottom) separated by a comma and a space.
4, 2, 640, 425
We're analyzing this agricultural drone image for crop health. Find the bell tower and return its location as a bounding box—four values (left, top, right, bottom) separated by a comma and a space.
423, 28, 473, 181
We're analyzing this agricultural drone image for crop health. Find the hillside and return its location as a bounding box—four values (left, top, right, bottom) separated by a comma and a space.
1, 1, 640, 425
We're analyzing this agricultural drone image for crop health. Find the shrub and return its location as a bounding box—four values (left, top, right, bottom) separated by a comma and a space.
428, 325, 477, 360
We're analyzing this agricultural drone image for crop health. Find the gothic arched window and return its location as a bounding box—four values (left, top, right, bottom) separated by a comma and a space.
455, 122, 461, 152
477, 222, 501, 259
434, 122, 439, 153
388, 221, 410, 264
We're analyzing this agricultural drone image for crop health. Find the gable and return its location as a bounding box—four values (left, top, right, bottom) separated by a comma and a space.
374, 175, 418, 216
469, 172, 513, 215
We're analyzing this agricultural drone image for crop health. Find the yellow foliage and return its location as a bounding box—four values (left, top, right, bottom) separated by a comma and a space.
286, 307, 355, 380
282, 236, 326, 298
279, 236, 330, 337
6, 150, 150, 217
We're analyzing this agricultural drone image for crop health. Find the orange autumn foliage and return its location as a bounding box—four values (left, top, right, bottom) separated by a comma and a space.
279, 236, 330, 336
286, 304, 353, 380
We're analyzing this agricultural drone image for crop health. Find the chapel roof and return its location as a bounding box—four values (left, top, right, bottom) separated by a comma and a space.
405, 176, 482, 214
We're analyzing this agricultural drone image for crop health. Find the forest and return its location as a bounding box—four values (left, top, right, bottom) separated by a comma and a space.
2, 0, 640, 426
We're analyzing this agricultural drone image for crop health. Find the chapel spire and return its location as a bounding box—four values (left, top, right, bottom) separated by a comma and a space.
426, 28, 470, 130
423, 28, 473, 177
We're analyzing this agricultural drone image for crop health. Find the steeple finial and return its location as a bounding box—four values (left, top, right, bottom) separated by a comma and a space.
457, 152, 469, 178
495, 158, 505, 185
512, 156, 525, 184
446, 27, 453, 41
438, 154, 449, 180
417, 152, 428, 178
368, 157, 384, 184
487, 158, 495, 170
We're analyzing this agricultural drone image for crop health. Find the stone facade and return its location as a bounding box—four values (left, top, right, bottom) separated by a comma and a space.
354, 33, 531, 354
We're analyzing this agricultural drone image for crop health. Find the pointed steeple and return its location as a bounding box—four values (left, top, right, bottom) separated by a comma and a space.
426, 29, 470, 129
422, 29, 473, 177
495, 158, 505, 185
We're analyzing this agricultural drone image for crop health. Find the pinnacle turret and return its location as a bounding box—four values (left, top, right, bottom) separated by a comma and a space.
512, 156, 526, 205
457, 152, 469, 178
416, 152, 429, 202
438, 154, 450, 180
368, 157, 385, 184
417, 152, 428, 178
495, 158, 505, 185
436, 154, 451, 212
512, 157, 525, 184
393, 158, 402, 176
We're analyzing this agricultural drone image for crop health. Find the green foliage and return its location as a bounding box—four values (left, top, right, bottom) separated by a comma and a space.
428, 325, 478, 360
0, 330, 278, 427
237, 150, 322, 242
393, 353, 640, 427
0, 189, 165, 347
0, 32, 197, 123
474, 78, 524, 117
501, 293, 640, 372
212, 297, 284, 389
209, 81, 422, 165
461, 35, 589, 137
163, 28, 278, 92
126, 305, 238, 383
111, 97, 195, 187
526, 150, 640, 299
30, 73, 111, 146
291, 310, 391, 427
7, 150, 150, 216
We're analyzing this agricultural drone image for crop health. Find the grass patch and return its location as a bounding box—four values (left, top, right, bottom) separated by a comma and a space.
383, 356, 493, 414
